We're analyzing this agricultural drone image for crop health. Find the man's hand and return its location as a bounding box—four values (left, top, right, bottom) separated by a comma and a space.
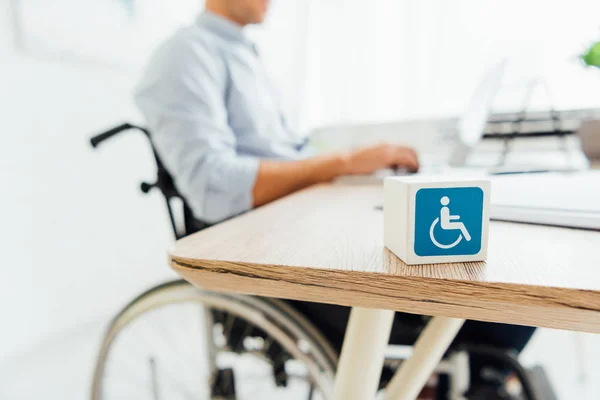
343, 143, 419, 175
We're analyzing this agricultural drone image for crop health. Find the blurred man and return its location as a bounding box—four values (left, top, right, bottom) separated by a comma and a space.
135, 0, 534, 396
135, 0, 418, 225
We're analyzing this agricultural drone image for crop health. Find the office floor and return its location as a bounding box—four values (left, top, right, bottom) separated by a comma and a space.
0, 314, 598, 400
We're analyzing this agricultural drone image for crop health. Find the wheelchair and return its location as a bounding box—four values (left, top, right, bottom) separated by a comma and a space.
90, 123, 542, 400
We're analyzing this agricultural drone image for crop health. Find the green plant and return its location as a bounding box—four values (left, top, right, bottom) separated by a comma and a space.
581, 41, 600, 68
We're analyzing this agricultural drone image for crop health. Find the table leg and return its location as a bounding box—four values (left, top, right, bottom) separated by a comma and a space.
384, 317, 465, 400
334, 307, 395, 400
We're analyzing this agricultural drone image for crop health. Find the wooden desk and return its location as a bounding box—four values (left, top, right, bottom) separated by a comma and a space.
169, 184, 600, 399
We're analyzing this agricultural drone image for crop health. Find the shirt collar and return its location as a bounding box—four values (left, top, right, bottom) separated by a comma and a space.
196, 11, 254, 48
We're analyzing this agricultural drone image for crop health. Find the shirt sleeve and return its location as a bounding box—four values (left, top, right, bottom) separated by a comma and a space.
134, 33, 259, 224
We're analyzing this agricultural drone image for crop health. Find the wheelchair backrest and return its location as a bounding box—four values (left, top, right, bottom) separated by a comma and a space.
90, 123, 208, 240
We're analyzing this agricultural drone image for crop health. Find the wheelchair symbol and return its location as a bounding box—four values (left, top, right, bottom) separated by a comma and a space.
429, 196, 472, 250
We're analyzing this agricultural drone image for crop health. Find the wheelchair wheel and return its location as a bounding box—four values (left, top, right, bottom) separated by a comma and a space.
91, 280, 337, 400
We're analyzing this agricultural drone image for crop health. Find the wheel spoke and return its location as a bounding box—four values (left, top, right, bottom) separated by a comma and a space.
94, 287, 334, 400
223, 312, 236, 342
149, 357, 160, 400
307, 383, 315, 400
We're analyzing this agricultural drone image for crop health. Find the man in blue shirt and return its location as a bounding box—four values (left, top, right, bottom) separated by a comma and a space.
135, 1, 419, 224
136, 0, 534, 396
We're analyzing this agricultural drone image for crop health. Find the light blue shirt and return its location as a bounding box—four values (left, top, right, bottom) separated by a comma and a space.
135, 12, 307, 223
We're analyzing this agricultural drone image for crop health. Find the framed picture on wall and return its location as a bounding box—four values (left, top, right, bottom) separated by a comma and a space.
11, 0, 200, 70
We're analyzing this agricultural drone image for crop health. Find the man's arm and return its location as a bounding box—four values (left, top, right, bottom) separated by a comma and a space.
252, 153, 346, 207
252, 143, 419, 207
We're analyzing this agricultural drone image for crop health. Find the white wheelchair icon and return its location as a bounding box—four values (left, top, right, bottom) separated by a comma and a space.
429, 196, 471, 249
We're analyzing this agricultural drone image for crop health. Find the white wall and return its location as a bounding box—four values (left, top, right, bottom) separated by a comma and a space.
304, 0, 600, 127
0, 0, 177, 363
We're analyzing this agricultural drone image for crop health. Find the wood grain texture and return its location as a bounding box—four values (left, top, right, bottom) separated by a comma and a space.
169, 184, 600, 333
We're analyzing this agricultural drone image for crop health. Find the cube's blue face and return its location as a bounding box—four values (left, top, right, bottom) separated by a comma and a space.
414, 187, 484, 257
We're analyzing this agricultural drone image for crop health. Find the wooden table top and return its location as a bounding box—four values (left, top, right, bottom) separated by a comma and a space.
170, 184, 600, 333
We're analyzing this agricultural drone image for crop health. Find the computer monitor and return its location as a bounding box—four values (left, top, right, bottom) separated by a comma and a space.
448, 60, 508, 167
